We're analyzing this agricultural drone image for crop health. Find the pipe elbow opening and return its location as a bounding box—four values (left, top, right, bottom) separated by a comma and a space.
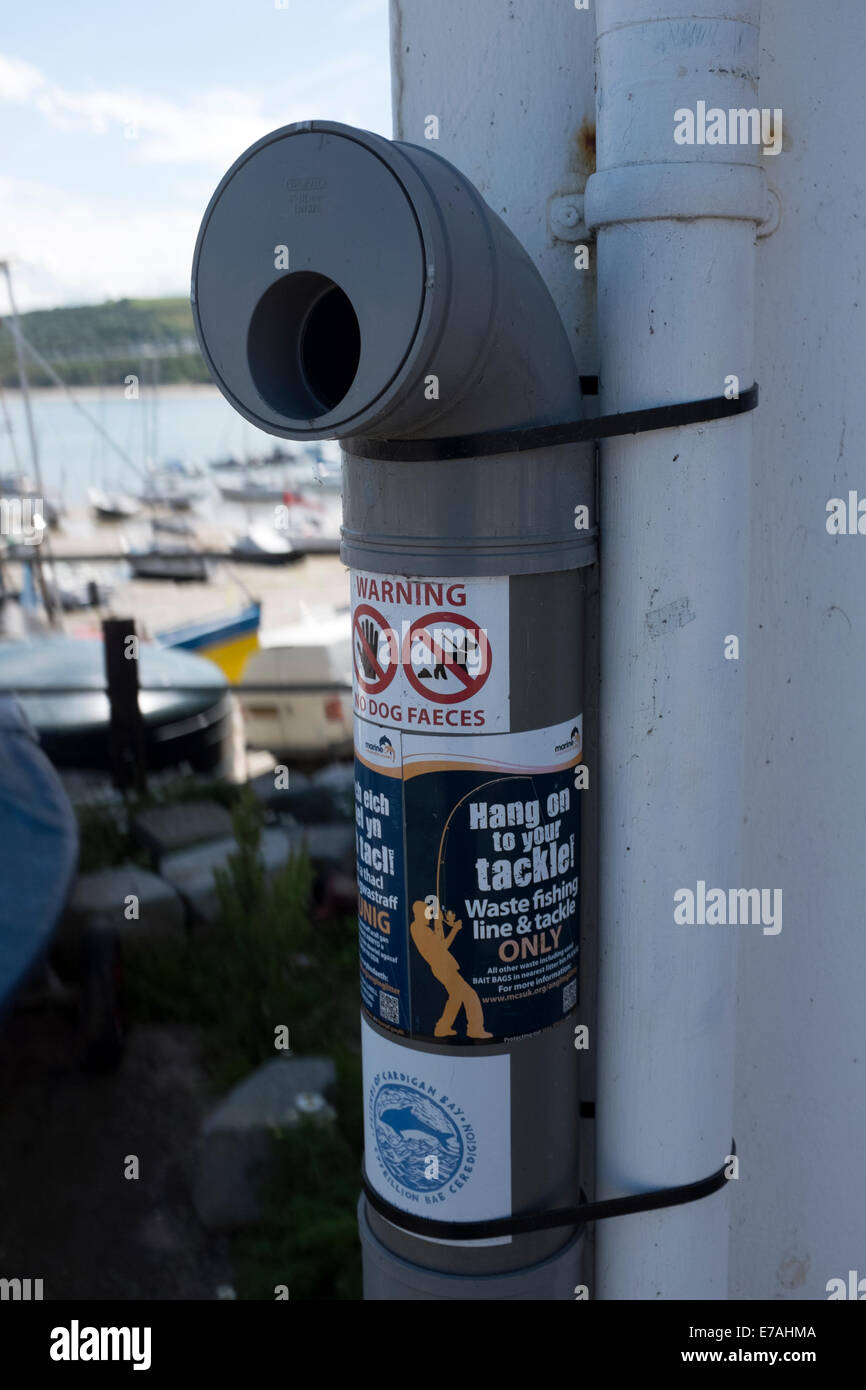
247, 271, 361, 419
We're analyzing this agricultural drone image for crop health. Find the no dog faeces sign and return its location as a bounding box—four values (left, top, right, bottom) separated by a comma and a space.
350, 571, 509, 732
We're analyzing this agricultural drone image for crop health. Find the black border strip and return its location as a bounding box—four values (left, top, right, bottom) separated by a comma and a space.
361, 1141, 735, 1240
344, 384, 759, 462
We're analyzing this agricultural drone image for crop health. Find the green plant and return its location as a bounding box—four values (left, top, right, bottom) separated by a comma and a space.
75, 804, 138, 873
197, 794, 320, 1074
235, 1114, 363, 1302
127, 794, 357, 1080
73, 776, 242, 874
123, 790, 364, 1297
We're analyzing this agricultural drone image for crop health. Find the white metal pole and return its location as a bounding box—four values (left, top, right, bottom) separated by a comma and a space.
732, 0, 866, 1299
586, 0, 765, 1299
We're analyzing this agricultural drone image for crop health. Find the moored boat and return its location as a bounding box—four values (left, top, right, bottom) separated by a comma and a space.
0, 636, 231, 773
217, 477, 289, 504
157, 599, 261, 682
239, 607, 352, 758
229, 523, 302, 566
88, 486, 140, 521
123, 539, 209, 582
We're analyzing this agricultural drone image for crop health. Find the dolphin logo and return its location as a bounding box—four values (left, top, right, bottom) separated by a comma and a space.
379, 1106, 456, 1147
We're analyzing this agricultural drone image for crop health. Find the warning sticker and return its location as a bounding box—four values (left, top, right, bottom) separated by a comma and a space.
350, 571, 509, 732
352, 604, 398, 696
405, 611, 491, 705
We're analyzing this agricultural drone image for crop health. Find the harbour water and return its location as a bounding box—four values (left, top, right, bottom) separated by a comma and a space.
0, 382, 349, 652
0, 384, 297, 504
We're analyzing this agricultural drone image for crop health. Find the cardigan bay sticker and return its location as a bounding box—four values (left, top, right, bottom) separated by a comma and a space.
362, 1019, 511, 1238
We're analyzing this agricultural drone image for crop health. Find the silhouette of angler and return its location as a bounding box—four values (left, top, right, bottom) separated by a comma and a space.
409, 900, 492, 1039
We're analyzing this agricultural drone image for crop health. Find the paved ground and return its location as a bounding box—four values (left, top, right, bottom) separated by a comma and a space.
0, 1006, 233, 1300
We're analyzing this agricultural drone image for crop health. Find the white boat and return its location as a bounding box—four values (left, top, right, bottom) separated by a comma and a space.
209, 450, 288, 473
276, 509, 342, 555
151, 515, 195, 537
139, 469, 202, 510
239, 608, 352, 758
218, 476, 289, 504
88, 486, 140, 521
229, 523, 302, 566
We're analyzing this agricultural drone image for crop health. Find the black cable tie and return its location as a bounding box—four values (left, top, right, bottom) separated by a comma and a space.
361, 1140, 735, 1242
343, 384, 759, 462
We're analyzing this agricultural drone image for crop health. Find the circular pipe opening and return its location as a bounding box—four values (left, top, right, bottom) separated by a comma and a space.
247, 271, 361, 418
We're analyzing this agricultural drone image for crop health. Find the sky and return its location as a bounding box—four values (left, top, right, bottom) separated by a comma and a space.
0, 0, 392, 311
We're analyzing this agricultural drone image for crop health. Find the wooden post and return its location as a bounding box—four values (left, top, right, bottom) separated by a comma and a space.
102, 617, 147, 794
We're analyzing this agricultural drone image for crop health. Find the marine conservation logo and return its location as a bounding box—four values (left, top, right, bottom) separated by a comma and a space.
363, 733, 396, 763
371, 1078, 476, 1198
554, 724, 582, 754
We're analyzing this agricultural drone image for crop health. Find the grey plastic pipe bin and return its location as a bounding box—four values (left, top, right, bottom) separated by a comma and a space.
192, 119, 596, 574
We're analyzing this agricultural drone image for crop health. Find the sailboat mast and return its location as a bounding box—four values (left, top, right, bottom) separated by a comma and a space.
0, 260, 58, 625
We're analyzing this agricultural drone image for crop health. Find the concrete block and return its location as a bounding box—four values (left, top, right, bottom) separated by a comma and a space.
311, 763, 355, 816
64, 864, 185, 953
132, 799, 234, 860
300, 823, 355, 871
193, 1057, 336, 1230
160, 829, 304, 927
250, 768, 310, 802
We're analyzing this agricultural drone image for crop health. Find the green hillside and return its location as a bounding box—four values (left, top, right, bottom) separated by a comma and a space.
0, 296, 210, 389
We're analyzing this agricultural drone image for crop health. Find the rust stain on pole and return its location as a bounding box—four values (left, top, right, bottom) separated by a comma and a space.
573, 119, 596, 176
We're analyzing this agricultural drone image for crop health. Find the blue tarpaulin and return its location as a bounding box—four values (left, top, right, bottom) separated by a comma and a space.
0, 696, 78, 1014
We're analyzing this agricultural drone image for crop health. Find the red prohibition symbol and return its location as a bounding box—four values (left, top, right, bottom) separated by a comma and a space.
353, 604, 398, 695
406, 610, 492, 704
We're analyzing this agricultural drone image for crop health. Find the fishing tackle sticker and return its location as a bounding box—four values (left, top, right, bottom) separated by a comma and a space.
355, 715, 582, 1043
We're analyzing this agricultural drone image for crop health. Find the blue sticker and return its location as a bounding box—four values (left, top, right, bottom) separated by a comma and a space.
404, 763, 579, 1042
355, 734, 409, 1033
355, 717, 582, 1044
372, 1083, 464, 1192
